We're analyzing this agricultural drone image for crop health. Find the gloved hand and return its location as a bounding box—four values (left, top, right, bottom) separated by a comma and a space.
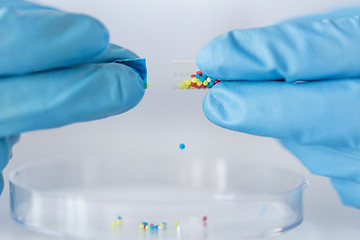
197, 7, 360, 208
0, 1, 146, 194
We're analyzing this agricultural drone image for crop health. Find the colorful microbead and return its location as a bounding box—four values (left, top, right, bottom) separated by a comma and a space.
110, 216, 123, 229
179, 71, 220, 89
179, 143, 185, 149
139, 222, 167, 232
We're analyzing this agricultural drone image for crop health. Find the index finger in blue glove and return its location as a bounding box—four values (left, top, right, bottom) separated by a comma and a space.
203, 79, 360, 148
0, 5, 109, 75
197, 14, 360, 82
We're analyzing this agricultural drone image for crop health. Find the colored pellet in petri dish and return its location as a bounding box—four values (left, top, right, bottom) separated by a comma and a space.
139, 221, 166, 231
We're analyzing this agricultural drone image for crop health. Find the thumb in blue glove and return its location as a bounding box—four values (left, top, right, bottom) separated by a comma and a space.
197, 7, 360, 208
0, 1, 146, 194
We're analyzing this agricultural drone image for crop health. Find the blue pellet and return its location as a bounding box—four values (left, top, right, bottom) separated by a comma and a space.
179, 143, 185, 149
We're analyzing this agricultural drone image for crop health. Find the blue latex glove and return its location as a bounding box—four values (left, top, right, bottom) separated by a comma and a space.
0, 1, 146, 194
198, 7, 360, 208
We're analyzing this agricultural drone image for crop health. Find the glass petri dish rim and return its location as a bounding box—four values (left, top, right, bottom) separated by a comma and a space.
8, 159, 309, 202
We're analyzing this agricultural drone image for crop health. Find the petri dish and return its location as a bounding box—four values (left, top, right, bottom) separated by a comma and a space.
9, 156, 308, 240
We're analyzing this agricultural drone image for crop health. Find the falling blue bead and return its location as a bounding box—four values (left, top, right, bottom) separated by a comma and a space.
179, 143, 185, 149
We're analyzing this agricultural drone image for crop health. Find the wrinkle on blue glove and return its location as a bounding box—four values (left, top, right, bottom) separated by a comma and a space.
85, 44, 139, 63
0, 63, 145, 137
0, 5, 109, 76
84, 44, 147, 85
203, 79, 360, 148
197, 16, 360, 82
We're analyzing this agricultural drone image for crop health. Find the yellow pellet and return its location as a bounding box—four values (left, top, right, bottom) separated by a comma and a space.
174, 221, 180, 227
180, 82, 187, 89
145, 83, 149, 89
116, 219, 123, 224
197, 81, 203, 86
191, 77, 199, 83
110, 221, 116, 227
185, 80, 191, 86
203, 81, 208, 86
139, 224, 144, 229
190, 86, 196, 89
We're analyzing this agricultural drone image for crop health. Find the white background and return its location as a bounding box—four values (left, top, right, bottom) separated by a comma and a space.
1, 0, 360, 239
